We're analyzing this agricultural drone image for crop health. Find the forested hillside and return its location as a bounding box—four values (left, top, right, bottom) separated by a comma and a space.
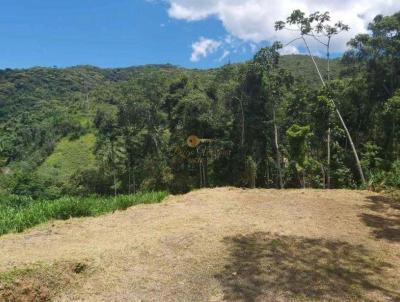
0, 12, 399, 199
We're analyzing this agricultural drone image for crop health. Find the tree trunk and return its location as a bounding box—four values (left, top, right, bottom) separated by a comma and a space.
393, 118, 398, 160
199, 159, 203, 188
327, 127, 331, 189
133, 171, 136, 194
297, 172, 303, 189
320, 163, 326, 189
113, 170, 117, 200
201, 160, 205, 187
335, 108, 366, 185
128, 162, 131, 195
266, 159, 270, 187
327, 39, 331, 82
235, 97, 245, 147
273, 107, 283, 189
240, 102, 245, 147
204, 151, 208, 187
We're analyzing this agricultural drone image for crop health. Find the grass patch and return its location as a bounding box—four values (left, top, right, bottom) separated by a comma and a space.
36, 133, 97, 186
0, 191, 168, 236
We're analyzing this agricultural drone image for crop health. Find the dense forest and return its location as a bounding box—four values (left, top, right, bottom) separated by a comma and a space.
0, 11, 399, 200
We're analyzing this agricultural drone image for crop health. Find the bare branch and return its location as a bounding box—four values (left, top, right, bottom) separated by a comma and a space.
305, 33, 328, 46
284, 37, 303, 47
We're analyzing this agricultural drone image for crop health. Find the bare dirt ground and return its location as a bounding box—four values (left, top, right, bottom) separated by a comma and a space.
0, 188, 399, 302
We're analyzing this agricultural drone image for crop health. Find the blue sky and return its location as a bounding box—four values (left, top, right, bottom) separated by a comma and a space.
0, 0, 251, 69
1, 0, 398, 69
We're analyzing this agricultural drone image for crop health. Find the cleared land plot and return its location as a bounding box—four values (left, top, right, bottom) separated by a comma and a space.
0, 188, 399, 301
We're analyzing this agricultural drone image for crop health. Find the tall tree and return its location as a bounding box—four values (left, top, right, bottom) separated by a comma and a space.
275, 10, 366, 187
254, 42, 293, 188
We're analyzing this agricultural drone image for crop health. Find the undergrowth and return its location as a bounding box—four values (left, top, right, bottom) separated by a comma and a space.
0, 191, 168, 236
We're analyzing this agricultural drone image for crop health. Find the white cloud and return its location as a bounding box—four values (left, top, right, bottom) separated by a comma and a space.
190, 37, 222, 62
279, 45, 300, 56
166, 0, 400, 57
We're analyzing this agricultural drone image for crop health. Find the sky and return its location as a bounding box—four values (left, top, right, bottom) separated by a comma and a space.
0, 0, 399, 69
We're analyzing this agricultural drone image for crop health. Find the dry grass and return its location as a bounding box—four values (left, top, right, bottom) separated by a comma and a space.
0, 260, 91, 302
0, 188, 399, 301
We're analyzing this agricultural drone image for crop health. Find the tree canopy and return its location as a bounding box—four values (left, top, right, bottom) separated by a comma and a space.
0, 11, 399, 199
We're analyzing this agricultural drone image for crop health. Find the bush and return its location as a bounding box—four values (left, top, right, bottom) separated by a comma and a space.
386, 160, 400, 188
367, 160, 400, 190
69, 168, 113, 195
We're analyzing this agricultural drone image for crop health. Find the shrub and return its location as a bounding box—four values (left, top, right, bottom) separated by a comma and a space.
386, 160, 400, 188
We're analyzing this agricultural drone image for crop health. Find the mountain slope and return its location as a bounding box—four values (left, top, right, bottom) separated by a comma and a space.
0, 55, 344, 197
280, 54, 342, 86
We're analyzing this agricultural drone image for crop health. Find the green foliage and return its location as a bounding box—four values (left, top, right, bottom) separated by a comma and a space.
70, 168, 112, 195
286, 124, 312, 172
369, 160, 400, 189
245, 156, 257, 188
36, 133, 97, 192
0, 194, 33, 209
5, 170, 45, 199
361, 143, 383, 173
280, 56, 342, 88
0, 9, 400, 196
0, 191, 168, 236
286, 124, 314, 188
386, 161, 400, 187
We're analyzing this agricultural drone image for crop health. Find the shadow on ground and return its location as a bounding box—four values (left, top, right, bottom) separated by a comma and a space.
360, 195, 400, 242
215, 232, 399, 302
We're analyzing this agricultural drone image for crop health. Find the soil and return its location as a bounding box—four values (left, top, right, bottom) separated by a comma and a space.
0, 188, 399, 301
